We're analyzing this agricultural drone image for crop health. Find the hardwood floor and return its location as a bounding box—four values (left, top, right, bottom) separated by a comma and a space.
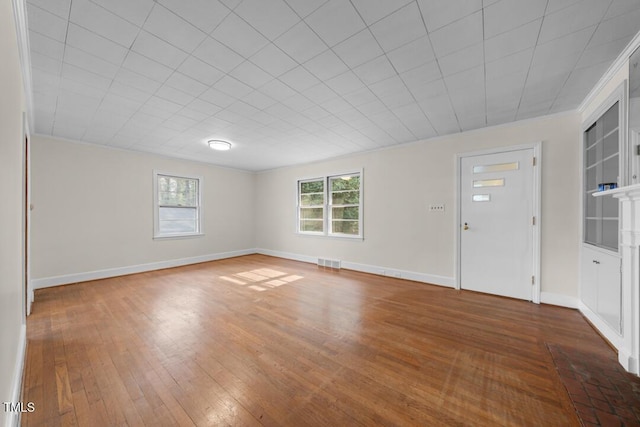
22, 254, 608, 426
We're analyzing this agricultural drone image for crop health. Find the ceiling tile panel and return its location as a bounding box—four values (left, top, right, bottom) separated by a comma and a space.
192, 36, 244, 72
275, 21, 327, 63
279, 66, 321, 92
284, 0, 329, 18
131, 31, 189, 69
325, 71, 365, 95
418, 0, 482, 32
305, 0, 365, 47
438, 43, 484, 77
61, 63, 112, 90
70, 0, 139, 47
66, 24, 129, 65
164, 72, 209, 97
354, 1, 415, 26
303, 49, 349, 81
155, 85, 196, 106
113, 68, 163, 94
26, 0, 71, 19
588, 9, 640, 48
353, 55, 397, 85
249, 43, 298, 77
177, 56, 225, 86
28, 30, 65, 61
484, 0, 547, 39
122, 51, 174, 82
369, 3, 427, 52
27, 3, 68, 42
211, 13, 269, 57
429, 11, 482, 57
89, 0, 155, 27
386, 36, 435, 74
538, 0, 608, 44
63, 46, 120, 79
230, 61, 273, 89
157, 0, 230, 34
234, 0, 300, 39
144, 4, 208, 52
242, 90, 278, 110
333, 29, 384, 68
484, 19, 541, 62
213, 75, 255, 99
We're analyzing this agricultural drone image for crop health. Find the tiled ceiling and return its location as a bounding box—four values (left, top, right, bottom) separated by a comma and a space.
26, 0, 640, 171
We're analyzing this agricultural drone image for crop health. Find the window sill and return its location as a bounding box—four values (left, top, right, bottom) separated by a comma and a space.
153, 233, 205, 241
296, 231, 363, 241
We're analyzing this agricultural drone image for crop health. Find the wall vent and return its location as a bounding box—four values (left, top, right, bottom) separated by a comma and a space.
317, 258, 341, 269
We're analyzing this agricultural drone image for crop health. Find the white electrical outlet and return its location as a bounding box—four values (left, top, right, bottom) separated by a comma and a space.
429, 204, 445, 212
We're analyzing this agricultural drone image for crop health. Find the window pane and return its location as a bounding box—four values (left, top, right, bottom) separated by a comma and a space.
300, 207, 323, 219
301, 193, 324, 206
159, 175, 198, 207
301, 180, 323, 194
331, 190, 359, 205
300, 220, 324, 232
332, 206, 359, 219
330, 175, 360, 191
332, 220, 359, 235
159, 207, 197, 234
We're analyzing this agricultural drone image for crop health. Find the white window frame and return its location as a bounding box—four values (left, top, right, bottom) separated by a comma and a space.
296, 170, 363, 239
153, 171, 204, 239
298, 177, 326, 235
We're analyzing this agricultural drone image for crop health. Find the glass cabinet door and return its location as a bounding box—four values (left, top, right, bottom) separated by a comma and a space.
584, 101, 619, 252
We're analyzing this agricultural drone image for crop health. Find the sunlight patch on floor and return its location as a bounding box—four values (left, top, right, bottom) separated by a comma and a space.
219, 269, 303, 292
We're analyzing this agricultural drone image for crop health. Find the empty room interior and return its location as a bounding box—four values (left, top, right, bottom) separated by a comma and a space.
3, 0, 640, 425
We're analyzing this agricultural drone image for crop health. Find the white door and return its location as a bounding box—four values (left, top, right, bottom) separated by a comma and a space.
460, 148, 535, 300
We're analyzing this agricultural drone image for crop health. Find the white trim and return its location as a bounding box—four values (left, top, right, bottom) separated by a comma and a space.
255, 248, 456, 288
257, 248, 318, 264
11, 0, 33, 134
579, 30, 640, 114
4, 324, 26, 427
455, 142, 542, 303
296, 169, 364, 239
540, 292, 580, 309
579, 300, 624, 349
153, 170, 204, 239
31, 249, 256, 289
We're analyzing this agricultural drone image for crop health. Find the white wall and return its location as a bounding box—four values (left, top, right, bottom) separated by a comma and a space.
0, 0, 26, 424
30, 135, 255, 284
255, 112, 581, 300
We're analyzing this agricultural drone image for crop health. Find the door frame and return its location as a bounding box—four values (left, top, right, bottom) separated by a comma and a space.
21, 112, 32, 316
455, 142, 542, 303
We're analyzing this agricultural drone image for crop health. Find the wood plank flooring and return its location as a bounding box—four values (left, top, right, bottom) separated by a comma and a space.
22, 254, 610, 426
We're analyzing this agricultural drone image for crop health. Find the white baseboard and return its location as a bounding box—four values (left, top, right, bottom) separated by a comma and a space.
578, 301, 624, 350
4, 324, 26, 427
341, 260, 455, 287
540, 292, 580, 309
255, 248, 455, 288
31, 249, 257, 289
256, 248, 318, 265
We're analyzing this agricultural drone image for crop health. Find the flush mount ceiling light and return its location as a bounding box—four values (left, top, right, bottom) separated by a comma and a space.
208, 140, 232, 151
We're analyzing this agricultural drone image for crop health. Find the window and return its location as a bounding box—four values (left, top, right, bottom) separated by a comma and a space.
154, 172, 202, 238
297, 172, 362, 237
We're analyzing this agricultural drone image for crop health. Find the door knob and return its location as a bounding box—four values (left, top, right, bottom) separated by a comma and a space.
463, 222, 469, 231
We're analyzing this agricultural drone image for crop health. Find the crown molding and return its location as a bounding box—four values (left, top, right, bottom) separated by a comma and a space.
579, 30, 640, 113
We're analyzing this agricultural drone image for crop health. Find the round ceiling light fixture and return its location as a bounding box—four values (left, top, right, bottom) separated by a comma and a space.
208, 140, 232, 151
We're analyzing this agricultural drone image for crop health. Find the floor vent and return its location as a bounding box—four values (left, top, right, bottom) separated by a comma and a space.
318, 258, 341, 269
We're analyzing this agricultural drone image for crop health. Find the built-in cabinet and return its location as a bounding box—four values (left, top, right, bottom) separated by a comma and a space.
580, 245, 621, 333
581, 83, 625, 344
